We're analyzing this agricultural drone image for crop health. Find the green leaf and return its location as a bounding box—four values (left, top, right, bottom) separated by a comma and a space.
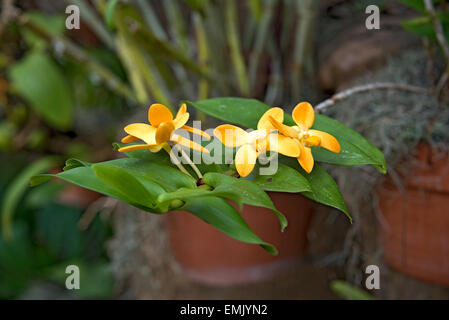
63, 158, 92, 171
22, 12, 65, 49
397, 0, 442, 13
282, 158, 351, 222
96, 158, 196, 192
2, 156, 60, 240
158, 187, 213, 203
203, 173, 288, 231
187, 97, 269, 129
32, 167, 127, 200
183, 197, 277, 255
253, 163, 312, 193
112, 142, 174, 166
32, 166, 158, 213
187, 97, 386, 173
159, 172, 288, 231
8, 52, 73, 130
401, 12, 449, 42
32, 158, 196, 213
312, 115, 387, 173
105, 0, 120, 29
92, 163, 165, 209
331, 280, 374, 300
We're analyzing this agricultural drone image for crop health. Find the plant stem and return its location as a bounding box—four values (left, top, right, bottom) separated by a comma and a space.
226, 0, 250, 96
424, 0, 449, 94
315, 83, 432, 113
193, 12, 208, 121
291, 0, 318, 99
248, 0, 275, 93
68, 0, 115, 49
162, 144, 193, 178
20, 16, 138, 104
177, 146, 203, 179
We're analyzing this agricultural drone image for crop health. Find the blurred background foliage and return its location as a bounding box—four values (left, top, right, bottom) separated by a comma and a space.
0, 0, 447, 299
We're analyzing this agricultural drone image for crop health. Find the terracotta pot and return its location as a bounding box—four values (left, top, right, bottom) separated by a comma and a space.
378, 144, 449, 287
166, 192, 313, 286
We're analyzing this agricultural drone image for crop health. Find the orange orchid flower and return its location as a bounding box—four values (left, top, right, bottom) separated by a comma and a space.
118, 103, 210, 154
259, 102, 341, 173
213, 124, 299, 178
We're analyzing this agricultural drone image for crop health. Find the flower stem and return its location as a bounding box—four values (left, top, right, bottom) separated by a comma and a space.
162, 144, 193, 178
178, 146, 203, 179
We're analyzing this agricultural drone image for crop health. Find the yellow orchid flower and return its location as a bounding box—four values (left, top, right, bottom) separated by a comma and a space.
118, 103, 210, 154
259, 102, 341, 173
213, 124, 300, 178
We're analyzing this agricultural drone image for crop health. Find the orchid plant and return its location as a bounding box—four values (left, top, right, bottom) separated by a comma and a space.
31, 98, 386, 255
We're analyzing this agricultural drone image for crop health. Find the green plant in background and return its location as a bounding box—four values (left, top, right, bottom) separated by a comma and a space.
399, 0, 448, 40
330, 280, 374, 300
0, 155, 113, 299
32, 98, 386, 255
13, 0, 321, 109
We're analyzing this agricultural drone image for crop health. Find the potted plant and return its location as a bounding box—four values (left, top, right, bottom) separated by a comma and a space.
31, 97, 386, 285
378, 143, 449, 287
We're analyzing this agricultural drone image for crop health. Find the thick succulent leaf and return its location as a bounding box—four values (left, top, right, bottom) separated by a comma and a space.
182, 196, 277, 255
253, 163, 311, 193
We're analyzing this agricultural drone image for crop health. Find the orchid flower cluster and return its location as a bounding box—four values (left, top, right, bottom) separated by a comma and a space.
118, 102, 340, 178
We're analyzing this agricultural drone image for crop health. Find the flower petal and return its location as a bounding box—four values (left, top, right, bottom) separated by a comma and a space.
297, 144, 314, 173
148, 144, 165, 153
292, 102, 315, 129
148, 103, 173, 127
268, 116, 297, 138
176, 103, 187, 118
121, 135, 138, 144
235, 144, 258, 178
118, 144, 158, 152
155, 122, 175, 144
173, 112, 189, 129
257, 107, 284, 130
309, 129, 341, 153
266, 133, 300, 157
124, 123, 157, 145
173, 103, 189, 129
181, 125, 211, 140
171, 134, 210, 154
213, 124, 248, 148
